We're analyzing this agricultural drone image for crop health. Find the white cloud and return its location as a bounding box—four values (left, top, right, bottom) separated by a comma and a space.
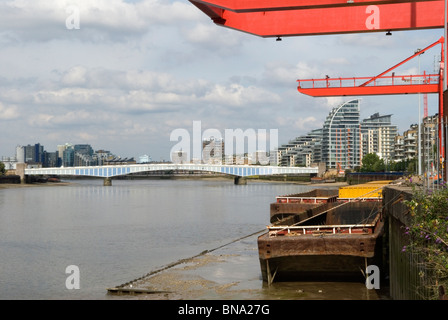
337, 33, 397, 48
263, 61, 324, 88
201, 83, 281, 107
61, 66, 88, 86
0, 0, 201, 42
0, 102, 19, 120
180, 22, 244, 52
32, 88, 105, 105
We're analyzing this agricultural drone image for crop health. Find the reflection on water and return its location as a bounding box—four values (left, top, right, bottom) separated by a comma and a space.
0, 179, 386, 300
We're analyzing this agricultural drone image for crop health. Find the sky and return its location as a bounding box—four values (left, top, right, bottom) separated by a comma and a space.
0, 0, 445, 161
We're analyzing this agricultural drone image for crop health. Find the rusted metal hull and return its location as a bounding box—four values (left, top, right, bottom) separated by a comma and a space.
270, 188, 339, 224
259, 254, 381, 282
258, 200, 385, 282
270, 201, 337, 225
275, 189, 339, 203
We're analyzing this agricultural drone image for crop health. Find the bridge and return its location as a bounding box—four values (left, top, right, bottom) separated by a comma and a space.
21, 163, 320, 185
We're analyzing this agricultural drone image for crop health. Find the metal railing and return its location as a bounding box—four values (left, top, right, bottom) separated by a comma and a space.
297, 73, 440, 90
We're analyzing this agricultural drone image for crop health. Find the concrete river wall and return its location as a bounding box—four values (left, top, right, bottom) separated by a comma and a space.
383, 185, 432, 300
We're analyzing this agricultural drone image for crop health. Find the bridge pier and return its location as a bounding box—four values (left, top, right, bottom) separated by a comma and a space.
103, 177, 112, 186
234, 176, 247, 185
16, 163, 27, 184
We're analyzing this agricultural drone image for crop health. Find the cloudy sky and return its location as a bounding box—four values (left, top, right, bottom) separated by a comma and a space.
0, 0, 444, 161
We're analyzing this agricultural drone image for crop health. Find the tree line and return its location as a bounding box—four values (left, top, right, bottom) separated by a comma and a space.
355, 153, 417, 173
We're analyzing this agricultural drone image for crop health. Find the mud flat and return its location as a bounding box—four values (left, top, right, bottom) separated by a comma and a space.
107, 232, 385, 300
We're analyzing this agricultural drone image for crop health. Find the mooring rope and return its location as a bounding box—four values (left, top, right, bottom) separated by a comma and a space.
110, 228, 266, 291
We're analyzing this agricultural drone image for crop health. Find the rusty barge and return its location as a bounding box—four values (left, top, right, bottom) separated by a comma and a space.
258, 182, 389, 283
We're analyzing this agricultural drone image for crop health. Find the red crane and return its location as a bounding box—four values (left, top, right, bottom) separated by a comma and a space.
297, 37, 444, 97
189, 0, 445, 37
296, 36, 445, 170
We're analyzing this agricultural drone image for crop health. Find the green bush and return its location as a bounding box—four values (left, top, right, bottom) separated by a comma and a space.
404, 186, 448, 299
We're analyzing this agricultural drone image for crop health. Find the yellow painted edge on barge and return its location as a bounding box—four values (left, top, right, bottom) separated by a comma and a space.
338, 181, 392, 199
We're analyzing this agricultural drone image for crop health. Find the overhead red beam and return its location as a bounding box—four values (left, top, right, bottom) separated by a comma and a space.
191, 0, 439, 12
190, 1, 444, 37
361, 37, 444, 87
297, 84, 439, 97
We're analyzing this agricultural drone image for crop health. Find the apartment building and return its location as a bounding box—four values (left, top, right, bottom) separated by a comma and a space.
274, 99, 399, 170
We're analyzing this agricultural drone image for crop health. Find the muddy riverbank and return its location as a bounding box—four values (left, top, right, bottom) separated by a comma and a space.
107, 231, 388, 300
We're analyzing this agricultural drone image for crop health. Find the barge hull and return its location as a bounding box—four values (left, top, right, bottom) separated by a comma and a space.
258, 218, 385, 282
259, 255, 381, 282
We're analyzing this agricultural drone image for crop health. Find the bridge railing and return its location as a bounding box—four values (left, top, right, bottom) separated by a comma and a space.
24, 163, 318, 178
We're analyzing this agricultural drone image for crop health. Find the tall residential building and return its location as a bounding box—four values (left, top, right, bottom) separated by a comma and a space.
393, 128, 418, 163
23, 143, 44, 163
24, 144, 34, 163
95, 150, 114, 165
63, 146, 75, 167
403, 124, 418, 160
393, 135, 405, 161
272, 128, 322, 167
73, 144, 95, 166
74, 144, 93, 156
15, 143, 44, 164
273, 99, 399, 170
360, 113, 398, 164
15, 145, 25, 163
421, 114, 438, 172
57, 143, 72, 166
322, 99, 361, 170
43, 151, 58, 167
392, 115, 438, 166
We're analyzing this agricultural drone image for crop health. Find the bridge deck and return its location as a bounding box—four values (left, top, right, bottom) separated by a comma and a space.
25, 163, 318, 178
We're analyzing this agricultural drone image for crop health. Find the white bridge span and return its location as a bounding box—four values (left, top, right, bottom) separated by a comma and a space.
25, 163, 318, 178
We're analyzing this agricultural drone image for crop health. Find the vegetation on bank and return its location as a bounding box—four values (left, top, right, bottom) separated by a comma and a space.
404, 186, 448, 299
355, 153, 417, 173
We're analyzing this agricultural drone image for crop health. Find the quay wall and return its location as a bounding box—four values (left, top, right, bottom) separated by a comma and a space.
383, 185, 431, 300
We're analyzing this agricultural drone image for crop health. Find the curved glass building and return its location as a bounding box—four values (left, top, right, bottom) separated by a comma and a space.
322, 99, 361, 170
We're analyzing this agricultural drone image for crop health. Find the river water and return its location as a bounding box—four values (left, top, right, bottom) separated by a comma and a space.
0, 179, 386, 300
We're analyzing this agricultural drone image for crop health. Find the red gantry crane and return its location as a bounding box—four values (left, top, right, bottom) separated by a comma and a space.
296, 37, 444, 98
189, 0, 445, 37
297, 36, 445, 168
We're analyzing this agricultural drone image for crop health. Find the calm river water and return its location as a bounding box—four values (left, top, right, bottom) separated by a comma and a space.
0, 178, 386, 300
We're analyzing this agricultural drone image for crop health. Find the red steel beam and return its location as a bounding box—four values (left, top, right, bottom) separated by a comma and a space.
361, 37, 444, 86
190, 1, 444, 37
297, 83, 439, 97
191, 0, 439, 12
